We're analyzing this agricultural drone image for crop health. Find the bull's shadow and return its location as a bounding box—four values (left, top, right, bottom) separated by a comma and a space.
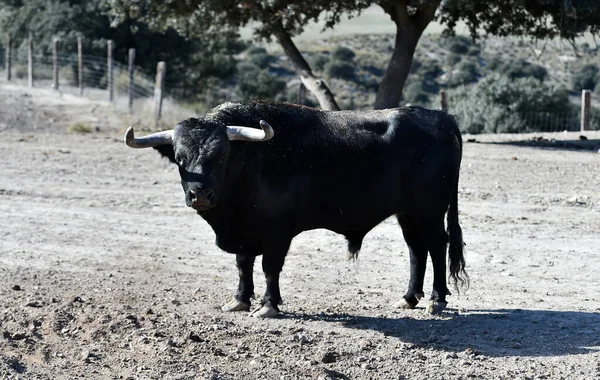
284, 308, 600, 357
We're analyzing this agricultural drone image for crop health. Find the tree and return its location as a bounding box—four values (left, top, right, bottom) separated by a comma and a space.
103, 0, 599, 110
0, 0, 246, 101
572, 64, 599, 92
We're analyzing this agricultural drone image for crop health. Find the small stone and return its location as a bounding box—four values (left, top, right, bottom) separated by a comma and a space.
295, 334, 309, 344
445, 352, 458, 359
361, 363, 374, 370
356, 356, 368, 363
11, 332, 27, 340
12, 285, 21, 291
189, 331, 204, 343
25, 300, 42, 308
320, 351, 338, 364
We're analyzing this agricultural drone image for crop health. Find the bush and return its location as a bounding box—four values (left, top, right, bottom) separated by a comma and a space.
311, 54, 329, 71
446, 53, 462, 66
419, 60, 443, 78
501, 59, 548, 81
447, 61, 479, 87
572, 64, 599, 92
237, 62, 286, 100
404, 81, 431, 105
449, 74, 573, 134
442, 35, 472, 55
467, 46, 481, 56
331, 46, 355, 62
325, 60, 356, 81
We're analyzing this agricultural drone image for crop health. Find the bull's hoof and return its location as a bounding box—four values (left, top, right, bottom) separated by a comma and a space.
393, 298, 417, 309
249, 305, 279, 318
221, 299, 251, 312
426, 300, 447, 315
393, 293, 423, 310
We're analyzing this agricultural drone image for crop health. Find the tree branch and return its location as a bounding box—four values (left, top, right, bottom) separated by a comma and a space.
270, 21, 340, 111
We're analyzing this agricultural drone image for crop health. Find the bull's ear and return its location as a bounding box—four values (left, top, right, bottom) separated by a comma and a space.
153, 145, 176, 164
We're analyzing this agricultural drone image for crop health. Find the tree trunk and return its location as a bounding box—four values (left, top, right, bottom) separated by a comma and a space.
374, 0, 440, 110
373, 28, 421, 109
272, 24, 340, 111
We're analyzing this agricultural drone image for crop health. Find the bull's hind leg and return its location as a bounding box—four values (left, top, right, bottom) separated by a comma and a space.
422, 218, 451, 314
222, 254, 255, 312
395, 215, 427, 309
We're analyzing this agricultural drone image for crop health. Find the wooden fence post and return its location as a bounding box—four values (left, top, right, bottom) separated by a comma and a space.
107, 40, 114, 102
77, 37, 83, 95
27, 33, 33, 88
440, 90, 448, 112
5, 34, 11, 81
297, 82, 306, 105
154, 61, 166, 128
128, 48, 135, 114
52, 37, 59, 90
581, 89, 591, 132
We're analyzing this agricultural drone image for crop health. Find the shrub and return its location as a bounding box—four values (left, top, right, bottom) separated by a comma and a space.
331, 46, 355, 62
442, 35, 472, 55
572, 64, 599, 92
501, 59, 548, 81
404, 81, 431, 106
237, 62, 286, 100
449, 74, 573, 134
311, 54, 329, 71
325, 60, 356, 81
446, 53, 462, 66
447, 61, 479, 87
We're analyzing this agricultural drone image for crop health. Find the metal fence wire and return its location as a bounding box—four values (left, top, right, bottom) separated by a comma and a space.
1, 42, 597, 133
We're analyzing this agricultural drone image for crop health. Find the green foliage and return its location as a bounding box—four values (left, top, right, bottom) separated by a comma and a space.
501, 58, 548, 81
325, 60, 356, 80
446, 53, 462, 66
246, 46, 276, 68
0, 0, 245, 101
442, 35, 472, 54
237, 62, 286, 100
311, 53, 329, 71
447, 61, 479, 87
450, 74, 573, 134
331, 46, 355, 62
572, 64, 599, 92
404, 81, 431, 105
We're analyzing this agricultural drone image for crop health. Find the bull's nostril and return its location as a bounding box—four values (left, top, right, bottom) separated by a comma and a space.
188, 189, 198, 202
205, 189, 215, 201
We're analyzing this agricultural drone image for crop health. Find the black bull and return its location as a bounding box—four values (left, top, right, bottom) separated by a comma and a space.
124, 100, 468, 318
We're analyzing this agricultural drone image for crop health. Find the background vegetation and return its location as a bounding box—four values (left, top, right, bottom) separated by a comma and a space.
1, 1, 599, 132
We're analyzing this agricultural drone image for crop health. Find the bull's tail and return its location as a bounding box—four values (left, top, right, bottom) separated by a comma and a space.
447, 125, 469, 292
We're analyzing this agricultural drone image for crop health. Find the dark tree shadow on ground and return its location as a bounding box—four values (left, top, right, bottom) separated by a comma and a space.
468, 138, 600, 153
284, 308, 600, 358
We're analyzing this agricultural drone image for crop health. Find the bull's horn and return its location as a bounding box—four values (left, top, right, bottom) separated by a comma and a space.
124, 127, 174, 148
225, 120, 274, 142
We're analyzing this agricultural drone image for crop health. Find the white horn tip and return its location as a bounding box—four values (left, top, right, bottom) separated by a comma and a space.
124, 126, 135, 147
259, 120, 275, 140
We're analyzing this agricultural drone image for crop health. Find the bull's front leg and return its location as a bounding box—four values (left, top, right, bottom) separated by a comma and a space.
221, 254, 255, 312
250, 238, 291, 318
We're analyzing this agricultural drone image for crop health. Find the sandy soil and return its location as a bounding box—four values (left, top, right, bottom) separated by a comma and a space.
1, 83, 599, 380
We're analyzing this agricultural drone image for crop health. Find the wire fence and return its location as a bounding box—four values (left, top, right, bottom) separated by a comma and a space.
1, 41, 597, 134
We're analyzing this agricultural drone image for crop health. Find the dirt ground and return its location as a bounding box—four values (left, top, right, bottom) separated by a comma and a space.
1, 83, 599, 380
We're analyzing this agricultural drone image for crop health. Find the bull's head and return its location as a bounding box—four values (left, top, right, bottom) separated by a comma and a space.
124, 118, 274, 211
